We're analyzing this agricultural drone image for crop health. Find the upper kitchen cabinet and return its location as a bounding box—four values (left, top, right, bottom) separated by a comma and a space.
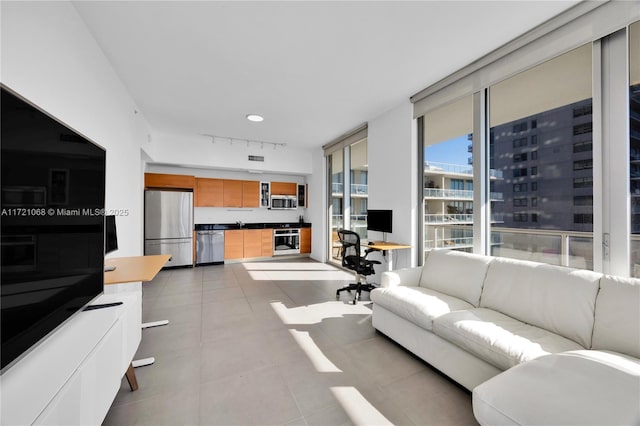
270, 181, 296, 196
242, 180, 260, 208
145, 173, 195, 189
223, 179, 243, 207
195, 178, 223, 207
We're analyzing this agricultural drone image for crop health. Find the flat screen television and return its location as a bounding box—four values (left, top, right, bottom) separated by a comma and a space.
367, 209, 393, 234
0, 86, 106, 372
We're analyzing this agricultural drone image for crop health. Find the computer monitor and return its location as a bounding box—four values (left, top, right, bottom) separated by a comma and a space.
105, 215, 118, 271
367, 210, 392, 234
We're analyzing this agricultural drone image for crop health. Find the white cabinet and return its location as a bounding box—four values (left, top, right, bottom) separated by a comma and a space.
1, 292, 141, 425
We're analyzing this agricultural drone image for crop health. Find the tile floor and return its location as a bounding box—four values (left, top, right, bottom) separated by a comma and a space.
104, 258, 477, 426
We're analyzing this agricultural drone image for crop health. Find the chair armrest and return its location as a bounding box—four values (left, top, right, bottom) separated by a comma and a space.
380, 267, 423, 288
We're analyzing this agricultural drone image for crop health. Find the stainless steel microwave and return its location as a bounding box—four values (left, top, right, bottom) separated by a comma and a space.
270, 195, 297, 210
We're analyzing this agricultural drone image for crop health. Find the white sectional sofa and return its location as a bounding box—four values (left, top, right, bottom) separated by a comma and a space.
370, 249, 640, 425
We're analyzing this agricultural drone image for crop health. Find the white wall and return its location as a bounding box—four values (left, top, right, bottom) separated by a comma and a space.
307, 147, 326, 262
152, 132, 312, 175
1, 1, 149, 259
1, 0, 150, 421
368, 100, 418, 271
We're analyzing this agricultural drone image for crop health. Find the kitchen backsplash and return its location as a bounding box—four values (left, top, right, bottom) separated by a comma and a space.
194, 207, 304, 225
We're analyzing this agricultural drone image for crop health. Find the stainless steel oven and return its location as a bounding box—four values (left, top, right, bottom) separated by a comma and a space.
273, 228, 300, 255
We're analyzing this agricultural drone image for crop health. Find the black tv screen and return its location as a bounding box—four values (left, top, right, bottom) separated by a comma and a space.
1, 86, 106, 372
367, 209, 392, 233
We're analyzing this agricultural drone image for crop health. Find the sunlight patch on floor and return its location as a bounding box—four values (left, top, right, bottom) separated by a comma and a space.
331, 386, 393, 426
288, 329, 342, 373
270, 301, 371, 325
242, 262, 339, 271
248, 269, 353, 281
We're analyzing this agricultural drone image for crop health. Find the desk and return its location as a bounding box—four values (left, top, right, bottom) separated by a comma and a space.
368, 241, 411, 272
104, 254, 171, 285
103, 254, 170, 391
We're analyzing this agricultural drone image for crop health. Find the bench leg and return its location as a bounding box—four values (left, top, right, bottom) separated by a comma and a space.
125, 362, 139, 391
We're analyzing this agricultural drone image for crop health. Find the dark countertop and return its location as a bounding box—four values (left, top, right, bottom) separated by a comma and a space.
195, 222, 311, 231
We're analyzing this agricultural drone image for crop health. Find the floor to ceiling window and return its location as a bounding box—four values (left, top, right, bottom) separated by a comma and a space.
411, 3, 640, 275
325, 128, 368, 263
489, 44, 594, 269
329, 150, 344, 261
349, 139, 368, 240
422, 96, 476, 260
630, 20, 640, 277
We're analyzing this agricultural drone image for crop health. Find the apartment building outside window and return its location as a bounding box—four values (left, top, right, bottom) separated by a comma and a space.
421, 95, 498, 257
328, 150, 344, 261
350, 139, 368, 241
489, 44, 593, 268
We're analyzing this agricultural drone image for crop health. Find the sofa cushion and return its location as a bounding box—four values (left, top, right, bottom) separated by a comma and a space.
419, 249, 492, 307
473, 350, 640, 426
370, 286, 474, 331
480, 257, 601, 348
592, 275, 640, 358
432, 308, 584, 371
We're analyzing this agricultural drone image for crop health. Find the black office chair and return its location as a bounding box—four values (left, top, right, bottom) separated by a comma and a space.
336, 229, 381, 304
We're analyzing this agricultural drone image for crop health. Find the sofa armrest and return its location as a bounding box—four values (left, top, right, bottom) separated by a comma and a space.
380, 267, 423, 288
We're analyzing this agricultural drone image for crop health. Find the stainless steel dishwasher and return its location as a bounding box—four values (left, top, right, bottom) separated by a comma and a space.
196, 228, 225, 265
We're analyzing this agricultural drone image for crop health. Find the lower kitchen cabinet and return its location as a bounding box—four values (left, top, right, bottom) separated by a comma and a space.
300, 228, 311, 254
261, 229, 273, 257
224, 226, 310, 260
224, 230, 243, 260
243, 229, 262, 258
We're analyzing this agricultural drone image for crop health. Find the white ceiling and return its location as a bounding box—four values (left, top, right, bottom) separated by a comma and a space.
72, 1, 580, 150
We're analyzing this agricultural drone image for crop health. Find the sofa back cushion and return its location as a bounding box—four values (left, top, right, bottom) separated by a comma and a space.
480, 257, 601, 348
591, 275, 640, 358
419, 249, 492, 307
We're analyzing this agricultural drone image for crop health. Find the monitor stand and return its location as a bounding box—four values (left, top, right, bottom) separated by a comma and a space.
105, 265, 116, 272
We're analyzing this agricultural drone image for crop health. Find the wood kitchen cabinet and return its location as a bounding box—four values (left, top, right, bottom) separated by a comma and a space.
243, 229, 262, 258
145, 173, 195, 189
242, 181, 260, 208
300, 228, 311, 254
223, 180, 243, 207
261, 229, 273, 257
195, 178, 223, 207
224, 230, 244, 260
225, 229, 270, 259
270, 181, 296, 196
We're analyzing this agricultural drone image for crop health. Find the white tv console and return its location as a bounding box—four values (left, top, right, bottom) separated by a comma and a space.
0, 291, 141, 425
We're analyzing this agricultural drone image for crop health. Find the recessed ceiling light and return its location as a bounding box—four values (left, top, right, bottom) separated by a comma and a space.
246, 114, 264, 122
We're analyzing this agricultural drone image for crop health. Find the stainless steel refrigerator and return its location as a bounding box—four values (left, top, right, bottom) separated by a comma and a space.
144, 190, 194, 267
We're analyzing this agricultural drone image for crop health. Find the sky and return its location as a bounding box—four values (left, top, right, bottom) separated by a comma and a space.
424, 134, 469, 166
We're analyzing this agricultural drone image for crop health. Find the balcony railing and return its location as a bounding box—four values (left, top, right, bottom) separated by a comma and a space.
423, 226, 594, 270
331, 183, 369, 195
424, 213, 504, 224
423, 188, 504, 201
425, 236, 474, 250
424, 161, 503, 179
351, 184, 368, 195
